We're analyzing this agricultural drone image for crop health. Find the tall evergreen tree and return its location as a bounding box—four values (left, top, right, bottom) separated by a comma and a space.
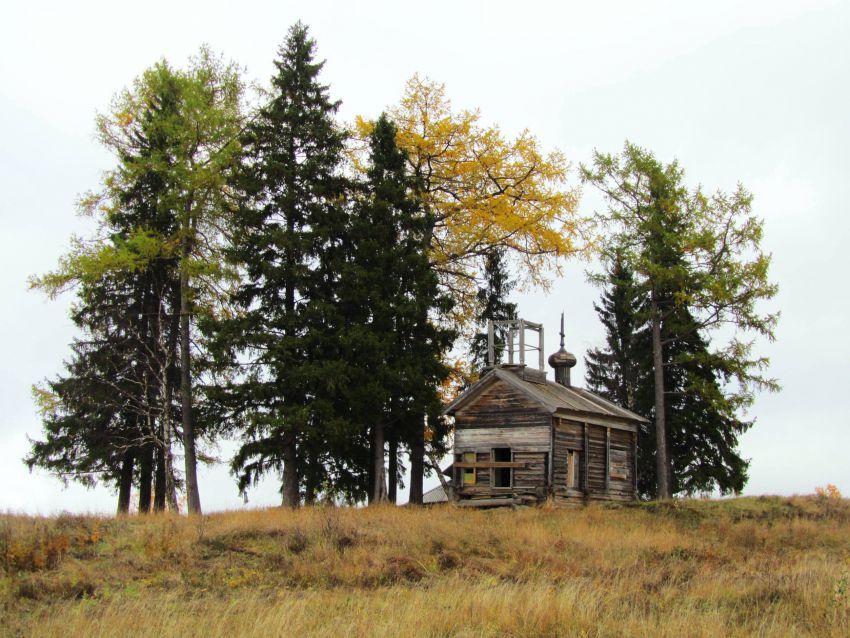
337, 114, 455, 504
214, 23, 348, 507
28, 323, 141, 513
469, 247, 518, 378
585, 257, 643, 414
29, 249, 181, 513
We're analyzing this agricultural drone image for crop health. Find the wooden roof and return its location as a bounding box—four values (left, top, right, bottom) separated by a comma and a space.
422, 484, 449, 504
443, 366, 649, 427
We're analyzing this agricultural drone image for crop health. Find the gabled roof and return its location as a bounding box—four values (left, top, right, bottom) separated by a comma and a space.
443, 366, 649, 425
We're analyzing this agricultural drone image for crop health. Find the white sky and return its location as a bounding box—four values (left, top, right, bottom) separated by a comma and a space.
1, 0, 848, 514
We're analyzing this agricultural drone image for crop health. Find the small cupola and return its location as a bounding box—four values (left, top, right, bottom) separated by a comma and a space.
548, 312, 577, 387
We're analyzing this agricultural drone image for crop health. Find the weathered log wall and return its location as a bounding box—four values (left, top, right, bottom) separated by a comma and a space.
454, 426, 551, 453
453, 379, 550, 430
550, 417, 636, 502
512, 451, 547, 490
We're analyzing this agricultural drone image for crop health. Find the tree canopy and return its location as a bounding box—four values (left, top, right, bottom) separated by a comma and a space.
356, 76, 585, 326
582, 142, 778, 498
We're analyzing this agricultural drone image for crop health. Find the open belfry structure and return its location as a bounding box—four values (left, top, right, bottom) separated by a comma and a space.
442, 316, 648, 507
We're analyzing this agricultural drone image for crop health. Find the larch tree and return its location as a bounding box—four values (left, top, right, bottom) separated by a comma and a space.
581, 142, 779, 499
357, 76, 584, 324
31, 51, 244, 514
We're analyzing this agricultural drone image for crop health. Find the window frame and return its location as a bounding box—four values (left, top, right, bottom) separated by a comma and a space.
566, 450, 580, 489
491, 447, 513, 489
462, 451, 476, 486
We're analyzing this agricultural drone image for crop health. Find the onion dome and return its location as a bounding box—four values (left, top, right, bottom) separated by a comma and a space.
548, 312, 576, 386
548, 346, 577, 369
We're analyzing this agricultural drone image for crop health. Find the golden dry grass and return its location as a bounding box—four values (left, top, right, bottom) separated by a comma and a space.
1, 496, 849, 637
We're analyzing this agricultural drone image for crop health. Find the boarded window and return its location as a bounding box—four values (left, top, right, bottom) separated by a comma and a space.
567, 450, 580, 488
493, 448, 512, 487
462, 452, 476, 485
609, 447, 628, 480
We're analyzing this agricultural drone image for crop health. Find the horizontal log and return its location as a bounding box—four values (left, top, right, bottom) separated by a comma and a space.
457, 498, 520, 508
455, 425, 551, 451
454, 461, 527, 469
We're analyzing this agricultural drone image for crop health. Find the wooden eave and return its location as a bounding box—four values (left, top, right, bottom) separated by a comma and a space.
553, 410, 639, 432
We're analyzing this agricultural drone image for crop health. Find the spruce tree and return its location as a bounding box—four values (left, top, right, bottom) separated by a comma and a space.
585, 257, 643, 413
216, 23, 347, 507
469, 247, 518, 377
28, 256, 180, 513
337, 114, 455, 504
28, 331, 139, 513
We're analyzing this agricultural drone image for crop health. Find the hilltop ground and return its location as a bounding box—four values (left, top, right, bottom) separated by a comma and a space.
1, 496, 848, 637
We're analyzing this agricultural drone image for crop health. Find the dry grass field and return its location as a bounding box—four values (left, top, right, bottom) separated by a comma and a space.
1, 496, 849, 637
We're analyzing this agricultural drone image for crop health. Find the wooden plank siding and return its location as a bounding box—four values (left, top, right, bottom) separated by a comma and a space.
454, 412, 550, 429
586, 424, 607, 493
606, 428, 636, 499
512, 451, 547, 491
454, 426, 551, 452
549, 418, 636, 502
453, 379, 550, 430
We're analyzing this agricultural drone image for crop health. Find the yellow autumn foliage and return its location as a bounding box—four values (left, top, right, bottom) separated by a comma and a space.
355, 75, 587, 327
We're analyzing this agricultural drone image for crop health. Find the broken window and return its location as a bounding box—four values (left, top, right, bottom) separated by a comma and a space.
567, 450, 580, 488
493, 447, 512, 488
462, 451, 476, 486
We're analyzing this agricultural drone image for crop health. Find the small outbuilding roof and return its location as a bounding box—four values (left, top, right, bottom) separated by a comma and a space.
422, 484, 449, 504
443, 365, 649, 426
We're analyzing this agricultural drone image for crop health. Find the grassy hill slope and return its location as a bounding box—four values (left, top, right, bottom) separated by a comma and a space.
2, 496, 849, 637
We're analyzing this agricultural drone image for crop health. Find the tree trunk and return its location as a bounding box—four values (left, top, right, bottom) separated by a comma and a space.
651, 293, 671, 500
153, 441, 166, 512
304, 447, 316, 506
116, 450, 134, 515
162, 401, 179, 512
371, 423, 386, 505
426, 449, 452, 501
281, 435, 299, 508
166, 289, 180, 513
388, 433, 398, 504
138, 443, 153, 513
179, 232, 202, 515
278, 202, 300, 510
408, 419, 424, 505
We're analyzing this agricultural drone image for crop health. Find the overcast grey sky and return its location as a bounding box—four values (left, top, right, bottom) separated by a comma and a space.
1, 0, 847, 514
